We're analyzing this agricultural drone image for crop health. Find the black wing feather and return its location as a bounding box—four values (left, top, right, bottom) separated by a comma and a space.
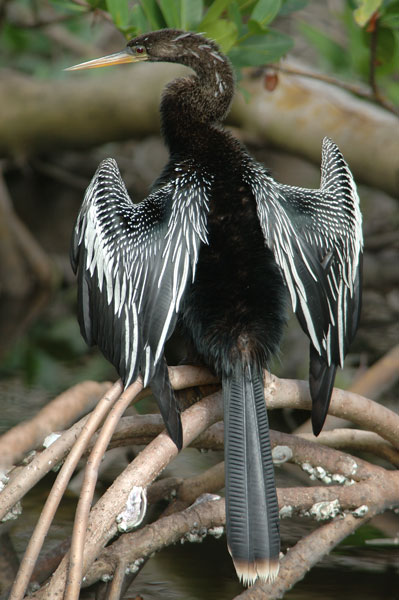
246, 138, 363, 434
71, 158, 210, 448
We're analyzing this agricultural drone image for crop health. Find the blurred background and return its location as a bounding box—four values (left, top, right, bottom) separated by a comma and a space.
0, 1, 398, 598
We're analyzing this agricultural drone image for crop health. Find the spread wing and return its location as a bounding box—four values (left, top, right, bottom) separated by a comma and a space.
245, 138, 363, 434
71, 158, 210, 447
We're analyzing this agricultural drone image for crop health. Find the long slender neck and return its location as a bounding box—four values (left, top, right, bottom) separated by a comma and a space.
160, 43, 235, 155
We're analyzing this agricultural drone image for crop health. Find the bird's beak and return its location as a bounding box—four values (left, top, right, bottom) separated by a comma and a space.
65, 49, 147, 71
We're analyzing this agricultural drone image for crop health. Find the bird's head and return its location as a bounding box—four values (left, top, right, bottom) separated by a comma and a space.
66, 29, 224, 72
66, 28, 234, 136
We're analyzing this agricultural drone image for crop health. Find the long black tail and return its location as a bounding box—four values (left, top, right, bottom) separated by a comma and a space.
223, 363, 280, 585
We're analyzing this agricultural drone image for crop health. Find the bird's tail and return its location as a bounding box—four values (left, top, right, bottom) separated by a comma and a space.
223, 363, 280, 586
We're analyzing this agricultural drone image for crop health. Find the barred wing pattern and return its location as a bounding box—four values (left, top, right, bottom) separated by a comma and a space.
245, 138, 363, 433
71, 158, 211, 446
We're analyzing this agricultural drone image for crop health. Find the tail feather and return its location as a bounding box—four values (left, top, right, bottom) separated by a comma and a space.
224, 364, 280, 585
150, 357, 183, 450
309, 345, 337, 436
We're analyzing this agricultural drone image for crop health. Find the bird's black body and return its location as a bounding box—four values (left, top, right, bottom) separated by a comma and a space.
179, 135, 287, 378
69, 29, 363, 585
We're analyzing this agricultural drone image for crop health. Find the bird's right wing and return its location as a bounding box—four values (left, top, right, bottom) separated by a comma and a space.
71, 158, 211, 446
245, 138, 362, 433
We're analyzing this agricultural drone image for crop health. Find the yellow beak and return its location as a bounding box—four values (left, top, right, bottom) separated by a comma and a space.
65, 49, 148, 71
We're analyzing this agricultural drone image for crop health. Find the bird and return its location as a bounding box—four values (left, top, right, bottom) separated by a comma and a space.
68, 29, 363, 585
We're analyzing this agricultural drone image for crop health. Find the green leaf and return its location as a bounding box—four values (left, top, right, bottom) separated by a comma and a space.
374, 26, 399, 74
299, 21, 348, 70
339, 4, 370, 78
202, 19, 238, 53
353, 0, 383, 27
181, 0, 204, 29
106, 0, 129, 28
249, 0, 281, 29
383, 78, 399, 104
2, 22, 51, 54
236, 0, 257, 15
51, 1, 88, 12
130, 4, 150, 33
140, 0, 167, 30
86, 0, 107, 8
380, 13, 399, 28
247, 20, 263, 34
228, 29, 293, 66
159, 0, 181, 28
199, 0, 232, 27
228, 1, 243, 36
380, 1, 399, 29
279, 0, 308, 15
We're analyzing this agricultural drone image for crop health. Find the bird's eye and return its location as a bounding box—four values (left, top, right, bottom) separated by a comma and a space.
135, 46, 145, 54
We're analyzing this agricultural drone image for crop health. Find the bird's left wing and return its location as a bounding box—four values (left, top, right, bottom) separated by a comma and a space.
244, 138, 363, 433
71, 158, 210, 447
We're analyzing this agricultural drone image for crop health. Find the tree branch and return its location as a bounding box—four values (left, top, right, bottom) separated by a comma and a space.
269, 62, 398, 116
65, 378, 143, 600
83, 496, 226, 588
263, 374, 399, 449
2, 368, 398, 598
1, 62, 397, 196
0, 381, 112, 472
82, 466, 399, 590
232, 62, 399, 197
8, 382, 124, 600
2, 370, 398, 523
0, 166, 53, 297
31, 390, 223, 599
299, 428, 399, 467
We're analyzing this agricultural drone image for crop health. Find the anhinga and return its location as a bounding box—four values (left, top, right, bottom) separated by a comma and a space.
68, 29, 363, 585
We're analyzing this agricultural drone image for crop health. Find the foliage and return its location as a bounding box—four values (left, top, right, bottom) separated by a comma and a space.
0, 0, 397, 104
0, 1, 303, 73
84, 0, 298, 67
299, 0, 399, 103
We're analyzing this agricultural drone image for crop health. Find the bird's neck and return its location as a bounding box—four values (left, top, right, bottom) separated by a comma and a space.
160, 50, 234, 154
